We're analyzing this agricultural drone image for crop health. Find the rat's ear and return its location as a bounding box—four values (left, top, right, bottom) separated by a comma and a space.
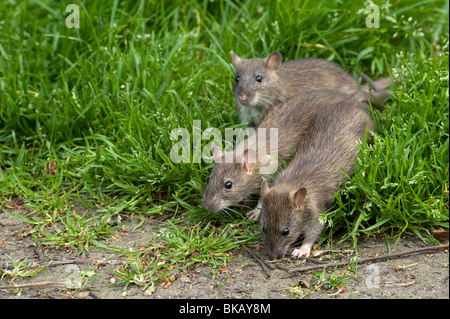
231, 50, 241, 66
211, 143, 223, 162
289, 188, 307, 210
265, 52, 283, 72
241, 149, 257, 175
261, 180, 271, 197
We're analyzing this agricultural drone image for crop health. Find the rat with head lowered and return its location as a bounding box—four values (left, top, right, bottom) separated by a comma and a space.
202, 89, 377, 220
259, 90, 375, 260
202, 90, 319, 219
231, 50, 389, 126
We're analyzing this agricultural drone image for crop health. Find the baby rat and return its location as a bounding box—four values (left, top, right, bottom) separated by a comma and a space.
231, 51, 362, 126
202, 90, 372, 219
259, 90, 375, 260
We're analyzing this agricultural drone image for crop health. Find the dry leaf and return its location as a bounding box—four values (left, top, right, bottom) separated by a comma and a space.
77, 291, 90, 299
431, 229, 449, 241
298, 280, 310, 288
161, 276, 174, 288
218, 268, 231, 274
144, 285, 156, 295
45, 161, 57, 175
178, 274, 191, 284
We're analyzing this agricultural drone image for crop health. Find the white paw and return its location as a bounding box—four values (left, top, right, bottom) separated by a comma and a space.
246, 208, 261, 220
291, 246, 311, 259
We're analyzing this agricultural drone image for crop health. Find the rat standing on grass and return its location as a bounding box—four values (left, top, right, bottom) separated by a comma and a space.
202, 91, 321, 219
259, 90, 375, 260
202, 90, 379, 220
231, 51, 389, 126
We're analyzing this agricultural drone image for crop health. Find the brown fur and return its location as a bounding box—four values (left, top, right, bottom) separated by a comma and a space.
202, 90, 373, 214
231, 51, 362, 126
260, 92, 375, 260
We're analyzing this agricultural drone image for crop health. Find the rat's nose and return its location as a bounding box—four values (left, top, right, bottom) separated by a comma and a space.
203, 197, 221, 212
239, 94, 248, 103
268, 253, 278, 261
268, 248, 284, 261
203, 201, 212, 211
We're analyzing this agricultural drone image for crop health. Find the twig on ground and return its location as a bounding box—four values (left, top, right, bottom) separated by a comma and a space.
288, 244, 449, 273
231, 235, 273, 277
1, 257, 125, 271
149, 213, 174, 223
0, 281, 66, 289
305, 257, 328, 264
88, 291, 102, 299
382, 281, 416, 287
38, 258, 92, 268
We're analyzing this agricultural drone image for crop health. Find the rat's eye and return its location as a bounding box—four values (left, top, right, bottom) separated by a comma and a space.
235, 75, 240, 82
206, 177, 210, 183
255, 76, 262, 82
262, 225, 266, 233
282, 228, 289, 236
224, 181, 233, 189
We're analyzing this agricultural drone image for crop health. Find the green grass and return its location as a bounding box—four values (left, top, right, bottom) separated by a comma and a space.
0, 0, 448, 291
281, 265, 354, 298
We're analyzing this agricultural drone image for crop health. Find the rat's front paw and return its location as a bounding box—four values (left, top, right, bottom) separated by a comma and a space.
246, 208, 261, 220
291, 246, 311, 259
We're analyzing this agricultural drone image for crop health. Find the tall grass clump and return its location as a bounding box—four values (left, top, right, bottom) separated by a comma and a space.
0, 0, 448, 252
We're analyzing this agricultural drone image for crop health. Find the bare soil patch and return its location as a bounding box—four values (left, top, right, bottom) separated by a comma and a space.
1, 207, 448, 300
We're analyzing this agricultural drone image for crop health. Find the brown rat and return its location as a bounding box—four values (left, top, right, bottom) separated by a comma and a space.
202, 90, 374, 219
231, 51, 372, 126
259, 91, 375, 260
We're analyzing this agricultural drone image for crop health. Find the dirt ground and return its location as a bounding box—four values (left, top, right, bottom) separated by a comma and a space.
0, 206, 448, 300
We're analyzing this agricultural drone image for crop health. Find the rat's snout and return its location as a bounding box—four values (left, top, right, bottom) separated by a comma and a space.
268, 253, 283, 261
239, 93, 248, 103
267, 247, 285, 261
203, 201, 212, 211
202, 197, 220, 212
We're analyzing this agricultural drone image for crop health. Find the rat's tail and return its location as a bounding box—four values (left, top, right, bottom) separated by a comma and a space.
359, 73, 395, 92
354, 73, 398, 111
